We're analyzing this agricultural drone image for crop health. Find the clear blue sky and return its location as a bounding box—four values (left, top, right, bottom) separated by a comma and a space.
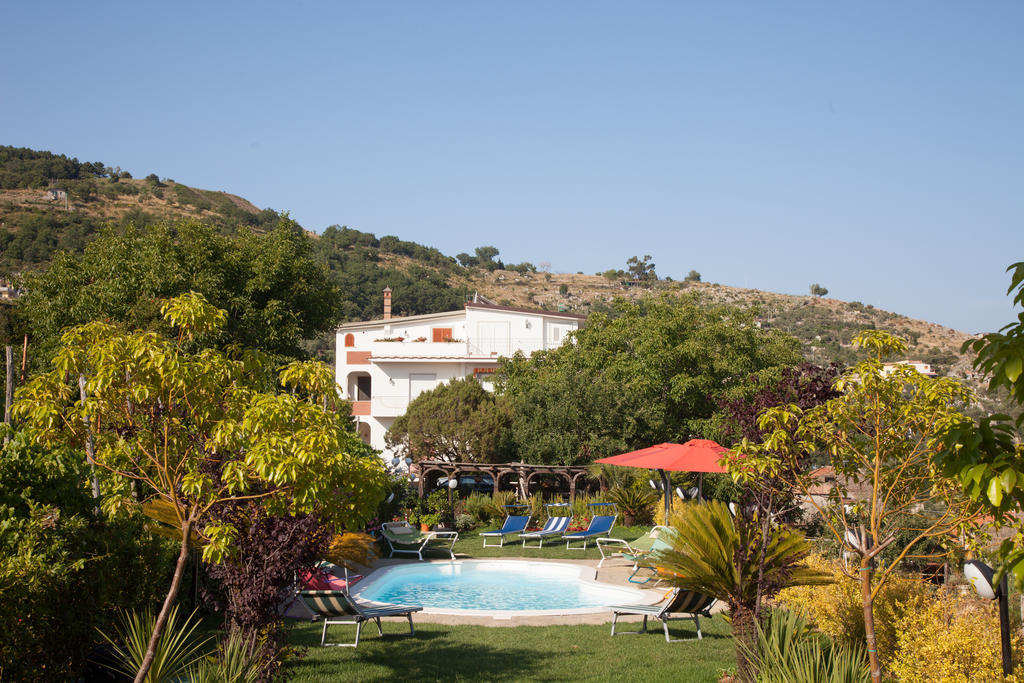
2, 2, 1021, 333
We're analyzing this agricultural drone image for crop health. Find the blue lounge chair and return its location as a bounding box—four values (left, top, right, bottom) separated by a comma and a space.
609, 588, 717, 642
520, 503, 572, 548
481, 505, 531, 547
562, 502, 617, 550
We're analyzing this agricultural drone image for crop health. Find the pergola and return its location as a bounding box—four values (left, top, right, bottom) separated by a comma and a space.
412, 460, 598, 500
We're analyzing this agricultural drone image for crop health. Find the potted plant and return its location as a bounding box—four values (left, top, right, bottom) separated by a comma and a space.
420, 513, 442, 531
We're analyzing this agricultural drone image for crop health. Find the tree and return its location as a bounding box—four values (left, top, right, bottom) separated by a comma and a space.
685, 270, 701, 282
14, 293, 389, 682
653, 501, 829, 682
456, 252, 478, 268
740, 330, 980, 681
496, 294, 802, 465
937, 261, 1024, 586
809, 283, 829, 297
386, 377, 511, 463
626, 254, 657, 282
17, 220, 343, 364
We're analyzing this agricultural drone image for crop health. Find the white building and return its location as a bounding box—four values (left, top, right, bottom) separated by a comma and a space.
336, 289, 586, 456
881, 360, 938, 377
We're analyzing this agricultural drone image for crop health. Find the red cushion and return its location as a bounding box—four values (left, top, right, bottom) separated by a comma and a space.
299, 568, 362, 591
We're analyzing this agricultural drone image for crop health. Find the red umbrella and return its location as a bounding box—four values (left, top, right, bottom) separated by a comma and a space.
594, 440, 731, 517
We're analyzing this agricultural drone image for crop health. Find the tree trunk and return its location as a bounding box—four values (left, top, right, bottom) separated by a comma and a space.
79, 375, 101, 503
861, 559, 882, 681
134, 517, 192, 683
20, 333, 27, 383
732, 603, 759, 683
3, 345, 13, 443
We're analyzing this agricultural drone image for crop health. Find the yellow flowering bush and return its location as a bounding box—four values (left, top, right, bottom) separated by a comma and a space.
773, 555, 932, 670
890, 592, 1023, 683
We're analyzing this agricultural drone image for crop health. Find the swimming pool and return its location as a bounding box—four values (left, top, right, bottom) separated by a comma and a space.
351, 560, 657, 616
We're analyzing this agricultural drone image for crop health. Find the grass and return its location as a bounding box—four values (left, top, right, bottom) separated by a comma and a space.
284, 619, 735, 682
440, 525, 651, 561
283, 523, 735, 681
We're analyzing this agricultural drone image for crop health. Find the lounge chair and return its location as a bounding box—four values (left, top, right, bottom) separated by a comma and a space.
520, 503, 572, 548
480, 506, 531, 547
298, 589, 423, 647
609, 588, 717, 642
562, 502, 617, 550
596, 525, 673, 583
380, 521, 458, 560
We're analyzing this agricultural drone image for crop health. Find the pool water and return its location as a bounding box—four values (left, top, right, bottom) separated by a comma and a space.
352, 560, 652, 615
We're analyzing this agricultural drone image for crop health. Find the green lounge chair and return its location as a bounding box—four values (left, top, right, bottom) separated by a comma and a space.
609, 588, 717, 642
298, 589, 422, 647
380, 521, 458, 560
596, 525, 673, 583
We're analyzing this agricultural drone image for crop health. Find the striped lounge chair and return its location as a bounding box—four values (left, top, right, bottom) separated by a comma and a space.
519, 503, 572, 548
298, 589, 423, 647
609, 588, 717, 642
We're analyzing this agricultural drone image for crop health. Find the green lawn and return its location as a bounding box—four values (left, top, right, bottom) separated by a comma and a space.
441, 525, 651, 561
284, 619, 735, 682
284, 525, 735, 681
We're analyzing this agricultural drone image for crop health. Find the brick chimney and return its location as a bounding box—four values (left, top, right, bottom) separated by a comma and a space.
383, 287, 392, 320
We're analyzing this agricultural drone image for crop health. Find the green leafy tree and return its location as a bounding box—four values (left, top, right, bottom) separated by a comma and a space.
386, 377, 512, 463
937, 261, 1024, 586
13, 292, 389, 683
653, 501, 829, 682
810, 283, 829, 297
685, 270, 702, 282
18, 220, 342, 364
741, 330, 980, 681
496, 294, 802, 465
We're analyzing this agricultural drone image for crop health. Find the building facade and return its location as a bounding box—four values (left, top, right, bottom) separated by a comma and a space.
336, 290, 585, 457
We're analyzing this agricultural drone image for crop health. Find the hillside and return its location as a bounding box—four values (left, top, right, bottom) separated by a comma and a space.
1, 145, 1008, 418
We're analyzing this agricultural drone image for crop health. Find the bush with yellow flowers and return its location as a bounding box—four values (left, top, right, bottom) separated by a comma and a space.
889, 591, 1023, 682
773, 555, 932, 671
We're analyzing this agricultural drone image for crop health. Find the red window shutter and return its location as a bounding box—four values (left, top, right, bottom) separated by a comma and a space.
432, 327, 453, 342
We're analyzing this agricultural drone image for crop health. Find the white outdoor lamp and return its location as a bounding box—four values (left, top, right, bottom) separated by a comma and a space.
964, 560, 1012, 675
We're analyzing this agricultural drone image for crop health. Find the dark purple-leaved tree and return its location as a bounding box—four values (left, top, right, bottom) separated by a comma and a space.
718, 362, 842, 621
204, 503, 332, 681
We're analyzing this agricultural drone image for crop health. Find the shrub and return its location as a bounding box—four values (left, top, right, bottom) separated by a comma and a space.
741, 608, 870, 683
774, 555, 933, 671
454, 514, 477, 532
889, 591, 1024, 682
606, 486, 657, 526
0, 430, 177, 681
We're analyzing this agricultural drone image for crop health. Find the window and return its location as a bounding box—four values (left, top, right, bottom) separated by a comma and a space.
432, 327, 453, 342
344, 333, 355, 347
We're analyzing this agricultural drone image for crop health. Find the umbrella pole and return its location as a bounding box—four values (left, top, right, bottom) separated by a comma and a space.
698, 472, 704, 502
661, 470, 671, 521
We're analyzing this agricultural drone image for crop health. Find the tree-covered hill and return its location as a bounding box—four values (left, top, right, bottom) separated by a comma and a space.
2, 145, 1002, 417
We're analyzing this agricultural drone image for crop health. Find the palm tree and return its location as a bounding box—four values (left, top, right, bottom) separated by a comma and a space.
652, 501, 830, 682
